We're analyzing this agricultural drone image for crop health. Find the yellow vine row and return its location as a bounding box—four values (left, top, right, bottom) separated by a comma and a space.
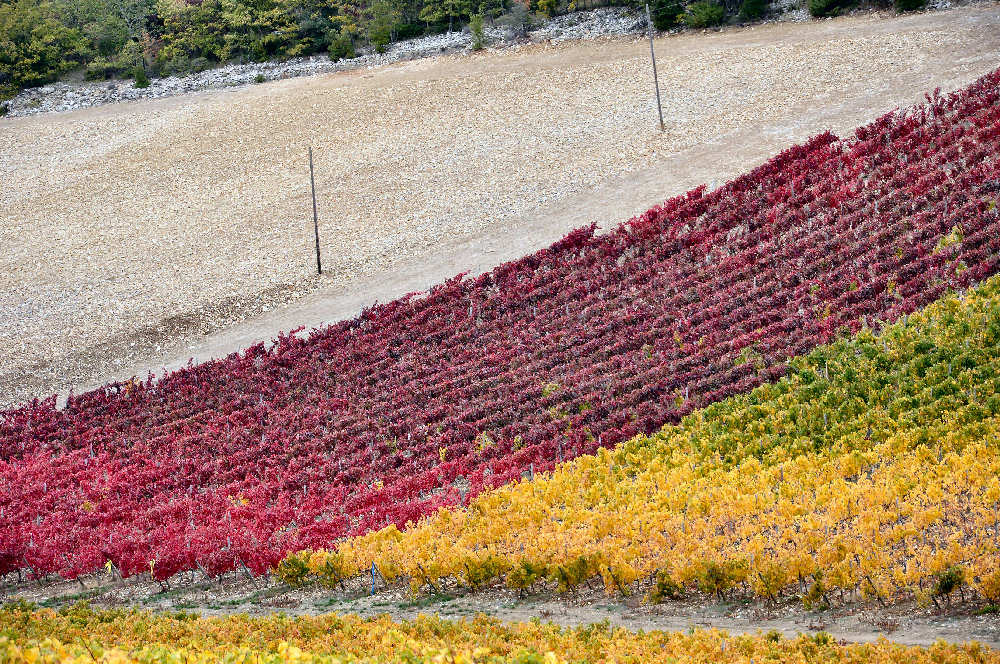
2, 603, 998, 664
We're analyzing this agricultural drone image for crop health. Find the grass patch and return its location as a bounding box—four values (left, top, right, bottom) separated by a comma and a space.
39, 586, 109, 608
314, 597, 341, 609
396, 593, 458, 609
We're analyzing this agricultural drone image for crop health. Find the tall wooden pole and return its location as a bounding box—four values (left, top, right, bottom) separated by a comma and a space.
309, 146, 322, 275
645, 3, 665, 132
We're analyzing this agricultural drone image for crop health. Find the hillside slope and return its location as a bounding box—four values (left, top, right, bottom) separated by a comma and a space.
288, 275, 1000, 607
2, 66, 998, 584
2, 5, 999, 408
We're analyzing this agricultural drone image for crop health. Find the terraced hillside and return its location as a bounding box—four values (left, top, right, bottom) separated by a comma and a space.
287, 275, 1000, 607
2, 67, 999, 588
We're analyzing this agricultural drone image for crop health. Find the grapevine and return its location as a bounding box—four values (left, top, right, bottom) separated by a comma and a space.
287, 277, 1000, 605
3, 68, 1000, 583
2, 603, 998, 664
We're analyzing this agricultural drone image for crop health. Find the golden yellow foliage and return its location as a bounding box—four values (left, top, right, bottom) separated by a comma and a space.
2, 605, 998, 664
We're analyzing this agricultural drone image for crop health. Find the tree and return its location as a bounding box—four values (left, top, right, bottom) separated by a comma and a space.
153, 0, 298, 66
282, 0, 342, 54
649, 0, 683, 29
468, 12, 484, 49
417, 0, 443, 26
419, 0, 470, 32
109, 0, 156, 40
0, 0, 90, 99
366, 0, 399, 52
54, 0, 126, 56
495, 0, 530, 38
52, 0, 156, 73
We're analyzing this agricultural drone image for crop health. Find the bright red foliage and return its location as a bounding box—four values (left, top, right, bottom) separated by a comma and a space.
2, 71, 1000, 582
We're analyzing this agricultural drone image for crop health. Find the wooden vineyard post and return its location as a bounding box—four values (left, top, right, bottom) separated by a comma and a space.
309, 146, 322, 275
645, 3, 665, 132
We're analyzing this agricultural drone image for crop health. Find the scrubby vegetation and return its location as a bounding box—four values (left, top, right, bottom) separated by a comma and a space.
806, 0, 923, 17
0, 0, 934, 102
0, 0, 507, 100
681, 0, 724, 27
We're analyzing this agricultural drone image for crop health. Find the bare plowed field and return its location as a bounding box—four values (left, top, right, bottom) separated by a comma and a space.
2, 4, 999, 407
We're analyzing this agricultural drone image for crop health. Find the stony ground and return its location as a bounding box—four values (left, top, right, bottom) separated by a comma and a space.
2, 9, 648, 118
5, 570, 999, 647
2, 3, 1000, 408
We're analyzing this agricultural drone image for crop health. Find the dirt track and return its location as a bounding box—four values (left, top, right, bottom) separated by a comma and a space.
2, 3, 1000, 407
7, 571, 1000, 647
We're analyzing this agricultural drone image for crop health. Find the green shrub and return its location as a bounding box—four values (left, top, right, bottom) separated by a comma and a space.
85, 57, 116, 80
158, 0, 300, 64
548, 554, 603, 593
696, 559, 747, 600
650, 0, 685, 29
496, 2, 533, 39
190, 57, 212, 73
506, 559, 548, 593
370, 30, 390, 54
681, 1, 725, 28
739, 0, 767, 20
163, 610, 198, 622
462, 554, 504, 590
274, 554, 311, 586
894, 0, 924, 10
116, 40, 145, 70
470, 13, 486, 50
132, 66, 149, 88
58, 600, 97, 625
807, 0, 853, 16
314, 552, 348, 589
647, 569, 684, 602
536, 0, 557, 17
394, 22, 424, 40
802, 573, 829, 609
934, 566, 965, 598
328, 29, 356, 61
254, 73, 266, 84
150, 53, 182, 77
0, 0, 91, 98
1, 598, 37, 613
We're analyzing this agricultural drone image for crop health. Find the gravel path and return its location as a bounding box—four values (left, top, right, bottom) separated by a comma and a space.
2, 3, 999, 408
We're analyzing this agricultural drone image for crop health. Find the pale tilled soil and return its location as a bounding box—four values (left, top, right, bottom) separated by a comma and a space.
2, 4, 1000, 408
